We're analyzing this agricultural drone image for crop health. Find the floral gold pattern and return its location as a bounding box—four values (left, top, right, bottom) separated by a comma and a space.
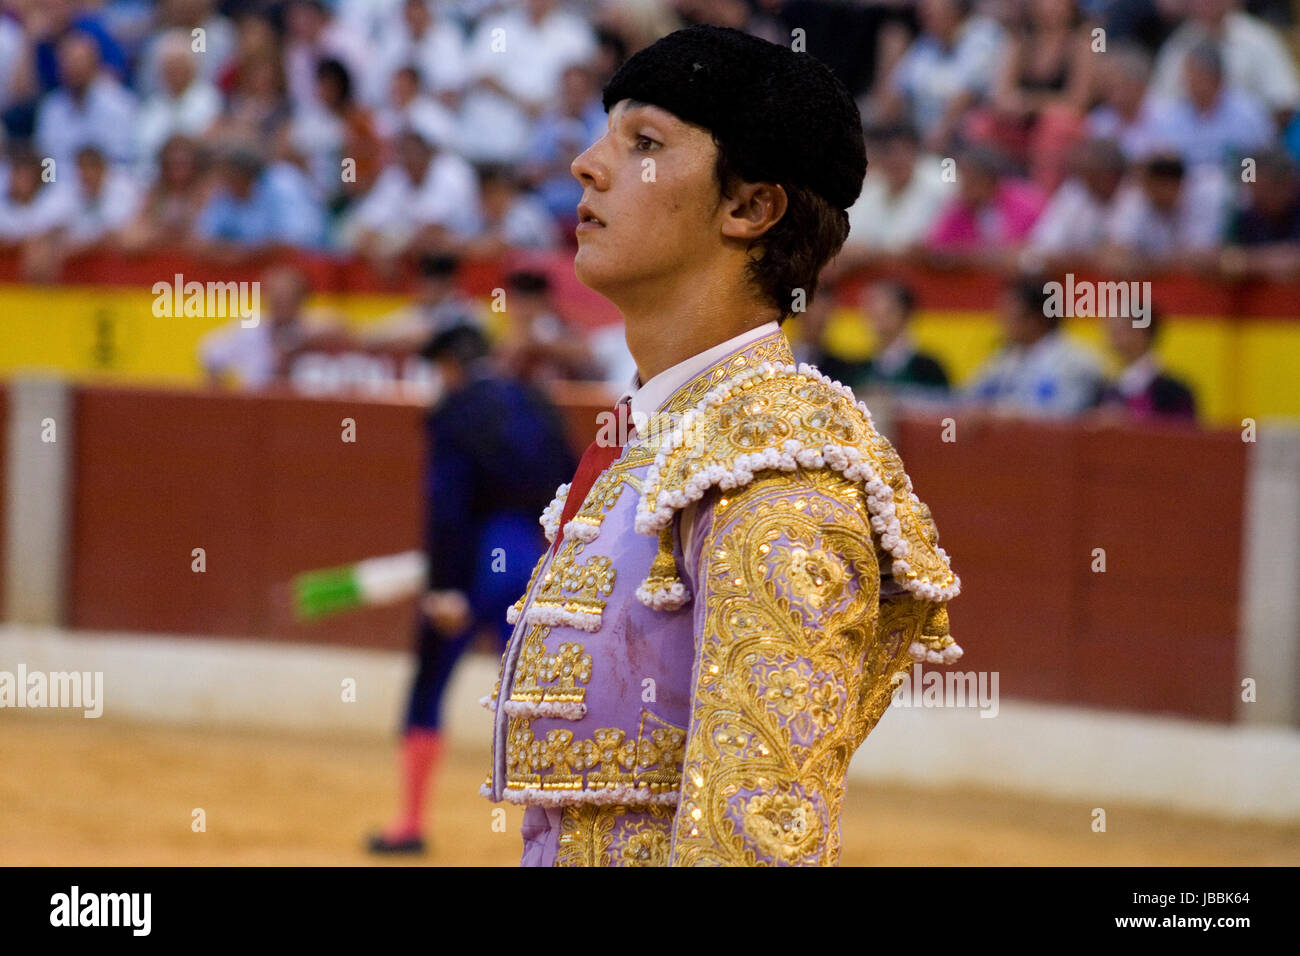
556, 804, 673, 867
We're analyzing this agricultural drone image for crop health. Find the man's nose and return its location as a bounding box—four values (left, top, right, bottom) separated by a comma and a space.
571, 139, 607, 188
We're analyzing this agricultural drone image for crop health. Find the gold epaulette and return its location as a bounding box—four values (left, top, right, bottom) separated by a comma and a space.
633, 361, 960, 610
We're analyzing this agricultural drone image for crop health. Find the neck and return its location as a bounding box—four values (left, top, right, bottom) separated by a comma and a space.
616, 266, 781, 381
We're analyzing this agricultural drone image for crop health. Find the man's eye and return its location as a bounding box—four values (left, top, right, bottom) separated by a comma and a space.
635, 135, 659, 151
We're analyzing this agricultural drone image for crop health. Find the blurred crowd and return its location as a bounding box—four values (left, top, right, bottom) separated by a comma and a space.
3, 0, 1283, 424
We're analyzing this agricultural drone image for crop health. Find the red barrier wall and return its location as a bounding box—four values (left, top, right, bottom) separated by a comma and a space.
61, 385, 1247, 720
894, 414, 1246, 721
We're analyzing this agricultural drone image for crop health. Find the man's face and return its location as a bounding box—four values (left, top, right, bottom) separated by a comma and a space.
570, 100, 729, 298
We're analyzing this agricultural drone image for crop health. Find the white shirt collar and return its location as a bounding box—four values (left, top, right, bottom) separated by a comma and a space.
1116, 352, 1161, 397
617, 320, 782, 424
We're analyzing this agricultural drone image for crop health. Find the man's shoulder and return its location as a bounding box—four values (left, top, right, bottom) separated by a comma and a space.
636, 362, 959, 603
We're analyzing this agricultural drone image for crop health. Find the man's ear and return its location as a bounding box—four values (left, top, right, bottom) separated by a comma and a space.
720, 181, 788, 242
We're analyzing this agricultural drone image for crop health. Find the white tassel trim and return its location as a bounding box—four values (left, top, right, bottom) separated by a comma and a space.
479, 693, 496, 711
523, 603, 603, 633
539, 482, 570, 543
561, 518, 601, 543
635, 580, 690, 610
500, 699, 588, 719
633, 361, 960, 603
908, 640, 965, 665
505, 604, 521, 625
480, 783, 680, 807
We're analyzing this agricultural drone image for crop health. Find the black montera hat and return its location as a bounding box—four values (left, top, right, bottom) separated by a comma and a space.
601, 24, 867, 211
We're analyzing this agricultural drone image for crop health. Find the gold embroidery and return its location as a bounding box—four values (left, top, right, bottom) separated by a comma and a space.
503, 710, 685, 794
556, 804, 674, 867
671, 469, 915, 866
645, 368, 957, 593
529, 547, 617, 623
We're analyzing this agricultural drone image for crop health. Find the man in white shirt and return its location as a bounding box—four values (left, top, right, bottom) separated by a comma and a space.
343, 128, 483, 257
1149, 0, 1300, 121
136, 30, 222, 165
456, 0, 597, 163
61, 146, 142, 250
1102, 153, 1229, 267
35, 30, 138, 169
1025, 137, 1127, 265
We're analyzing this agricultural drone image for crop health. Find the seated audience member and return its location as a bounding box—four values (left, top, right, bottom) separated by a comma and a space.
199, 265, 340, 389
1100, 152, 1228, 271
35, 29, 137, 168
872, 0, 1005, 155
519, 62, 605, 229
1148, 0, 1300, 125
852, 280, 950, 396
60, 146, 142, 253
788, 281, 870, 387
374, 64, 461, 154
119, 134, 211, 252
496, 269, 602, 385
368, 0, 468, 111
193, 145, 327, 253
1024, 137, 1127, 268
343, 127, 482, 263
832, 123, 955, 275
283, 57, 383, 209
459, 163, 561, 257
1097, 308, 1197, 421
926, 145, 1046, 265
966, 277, 1106, 418
1086, 42, 1163, 162
364, 252, 490, 349
1142, 40, 1273, 168
979, 0, 1094, 188
1219, 147, 1300, 280
136, 28, 222, 165
0, 145, 76, 249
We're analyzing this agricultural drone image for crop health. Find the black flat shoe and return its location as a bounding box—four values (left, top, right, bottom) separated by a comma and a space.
367, 832, 427, 854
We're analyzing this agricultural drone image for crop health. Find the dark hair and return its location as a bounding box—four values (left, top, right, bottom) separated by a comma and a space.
507, 270, 550, 294
713, 142, 855, 324
873, 279, 915, 318
1145, 154, 1186, 180
1011, 276, 1057, 330
418, 252, 460, 278
316, 57, 352, 103
422, 323, 490, 363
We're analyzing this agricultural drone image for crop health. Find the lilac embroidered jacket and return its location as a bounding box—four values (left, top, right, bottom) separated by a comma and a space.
480, 327, 961, 866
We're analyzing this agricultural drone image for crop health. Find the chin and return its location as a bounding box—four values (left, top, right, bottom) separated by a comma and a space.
573, 246, 618, 295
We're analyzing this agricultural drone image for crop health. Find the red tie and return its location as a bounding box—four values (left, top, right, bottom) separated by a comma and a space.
552, 398, 636, 555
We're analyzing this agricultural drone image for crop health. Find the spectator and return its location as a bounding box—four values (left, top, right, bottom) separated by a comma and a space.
853, 280, 950, 396
1024, 137, 1128, 267
193, 145, 326, 253
872, 0, 1005, 155
1143, 40, 1273, 167
369, 0, 468, 111
966, 277, 1105, 417
1086, 42, 1164, 161
282, 0, 368, 112
119, 134, 210, 252
1100, 152, 1229, 270
135, 0, 236, 98
199, 265, 339, 389
342, 127, 482, 263
364, 252, 491, 350
136, 29, 221, 166
460, 163, 561, 256
496, 269, 601, 385
283, 57, 382, 207
456, 0, 597, 164
519, 62, 605, 228
834, 123, 955, 272
1220, 147, 1300, 280
979, 0, 1095, 188
1149, 0, 1300, 123
1097, 308, 1196, 421
59, 145, 142, 253
926, 145, 1046, 265
0, 144, 75, 248
35, 29, 137, 168
209, 16, 290, 145
787, 281, 870, 387
374, 64, 460, 154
